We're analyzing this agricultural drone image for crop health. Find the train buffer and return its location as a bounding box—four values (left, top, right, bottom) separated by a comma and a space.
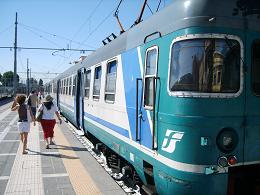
0, 100, 126, 195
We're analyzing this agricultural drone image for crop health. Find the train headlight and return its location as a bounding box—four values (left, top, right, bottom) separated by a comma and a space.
216, 128, 238, 153
218, 156, 228, 167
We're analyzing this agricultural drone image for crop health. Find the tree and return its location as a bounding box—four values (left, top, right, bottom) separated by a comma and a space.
2, 71, 20, 87
39, 79, 44, 86
0, 73, 2, 84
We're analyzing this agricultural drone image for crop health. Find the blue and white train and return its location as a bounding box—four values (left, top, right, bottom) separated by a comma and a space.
46, 0, 260, 194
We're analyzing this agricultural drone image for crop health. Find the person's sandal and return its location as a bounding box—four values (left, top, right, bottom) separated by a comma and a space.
22, 151, 28, 155
50, 141, 55, 145
45, 144, 50, 149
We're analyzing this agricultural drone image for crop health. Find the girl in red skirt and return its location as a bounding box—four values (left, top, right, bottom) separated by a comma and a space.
38, 95, 62, 149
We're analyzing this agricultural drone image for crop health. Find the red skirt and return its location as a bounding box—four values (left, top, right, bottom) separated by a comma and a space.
40, 119, 56, 139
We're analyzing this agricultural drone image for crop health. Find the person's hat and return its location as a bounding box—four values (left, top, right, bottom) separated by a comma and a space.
43, 94, 53, 102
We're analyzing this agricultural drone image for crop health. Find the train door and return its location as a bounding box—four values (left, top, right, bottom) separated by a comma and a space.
228, 31, 260, 195
56, 79, 60, 109
244, 34, 260, 163
76, 68, 85, 133
137, 46, 159, 150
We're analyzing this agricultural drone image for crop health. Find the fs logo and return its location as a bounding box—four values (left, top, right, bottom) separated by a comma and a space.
161, 129, 184, 153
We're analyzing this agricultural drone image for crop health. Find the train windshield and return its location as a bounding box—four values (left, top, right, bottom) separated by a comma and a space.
169, 38, 241, 94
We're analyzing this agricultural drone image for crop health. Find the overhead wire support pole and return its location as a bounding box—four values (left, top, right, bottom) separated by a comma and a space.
27, 58, 29, 96
13, 12, 18, 96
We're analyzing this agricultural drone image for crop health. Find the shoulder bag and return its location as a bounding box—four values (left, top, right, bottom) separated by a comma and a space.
36, 106, 43, 122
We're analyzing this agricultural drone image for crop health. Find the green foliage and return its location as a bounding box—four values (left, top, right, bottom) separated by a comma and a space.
1, 71, 20, 86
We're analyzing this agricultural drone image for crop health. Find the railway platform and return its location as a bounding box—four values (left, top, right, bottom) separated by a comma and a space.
0, 100, 126, 195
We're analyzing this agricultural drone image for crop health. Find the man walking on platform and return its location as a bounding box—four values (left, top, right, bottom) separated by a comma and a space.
28, 90, 38, 117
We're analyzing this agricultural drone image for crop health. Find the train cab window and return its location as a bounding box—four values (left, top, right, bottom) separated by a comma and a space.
169, 38, 241, 95
252, 40, 260, 96
93, 66, 102, 100
105, 60, 117, 102
144, 46, 158, 108
72, 75, 76, 95
84, 70, 91, 98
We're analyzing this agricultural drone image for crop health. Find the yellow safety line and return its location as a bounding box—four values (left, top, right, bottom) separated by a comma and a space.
54, 124, 101, 195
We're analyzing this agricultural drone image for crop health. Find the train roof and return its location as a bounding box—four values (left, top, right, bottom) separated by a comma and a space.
51, 0, 260, 83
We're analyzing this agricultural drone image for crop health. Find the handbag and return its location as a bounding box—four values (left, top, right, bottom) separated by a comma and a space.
36, 109, 43, 122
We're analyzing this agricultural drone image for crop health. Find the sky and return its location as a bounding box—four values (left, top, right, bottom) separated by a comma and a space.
0, 0, 171, 84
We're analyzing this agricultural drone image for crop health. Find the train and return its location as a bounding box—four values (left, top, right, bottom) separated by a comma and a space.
45, 0, 260, 194
0, 86, 13, 99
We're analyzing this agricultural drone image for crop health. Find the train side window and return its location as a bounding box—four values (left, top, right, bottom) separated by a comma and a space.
72, 75, 76, 95
63, 79, 65, 95
252, 40, 260, 96
144, 46, 158, 108
60, 80, 62, 94
54, 83, 57, 94
93, 66, 102, 100
67, 77, 69, 95
169, 38, 240, 95
105, 60, 117, 103
66, 78, 69, 95
69, 77, 72, 95
84, 70, 91, 99
64, 78, 66, 95
62, 79, 65, 94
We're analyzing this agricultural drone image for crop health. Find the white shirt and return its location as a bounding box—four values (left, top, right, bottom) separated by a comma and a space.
38, 103, 58, 120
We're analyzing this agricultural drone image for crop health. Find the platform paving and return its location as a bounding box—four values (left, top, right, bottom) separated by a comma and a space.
0, 102, 125, 195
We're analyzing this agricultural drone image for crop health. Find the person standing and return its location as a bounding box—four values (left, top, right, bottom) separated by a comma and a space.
28, 90, 38, 117
38, 91, 43, 104
38, 94, 62, 149
11, 95, 35, 154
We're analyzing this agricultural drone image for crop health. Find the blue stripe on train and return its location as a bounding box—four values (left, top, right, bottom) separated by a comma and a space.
60, 100, 129, 138
84, 112, 129, 138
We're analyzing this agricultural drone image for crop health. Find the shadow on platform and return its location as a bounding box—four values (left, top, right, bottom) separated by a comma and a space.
28, 149, 79, 160
54, 144, 88, 152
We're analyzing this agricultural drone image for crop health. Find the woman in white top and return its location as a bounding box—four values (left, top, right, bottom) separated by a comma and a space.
11, 95, 35, 154
38, 94, 62, 149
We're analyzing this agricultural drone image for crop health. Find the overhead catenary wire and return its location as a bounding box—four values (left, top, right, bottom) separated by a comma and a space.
56, 3, 117, 72
70, 0, 104, 42
0, 24, 14, 36
20, 24, 63, 48
19, 23, 96, 49
0, 46, 94, 52
146, 3, 154, 14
